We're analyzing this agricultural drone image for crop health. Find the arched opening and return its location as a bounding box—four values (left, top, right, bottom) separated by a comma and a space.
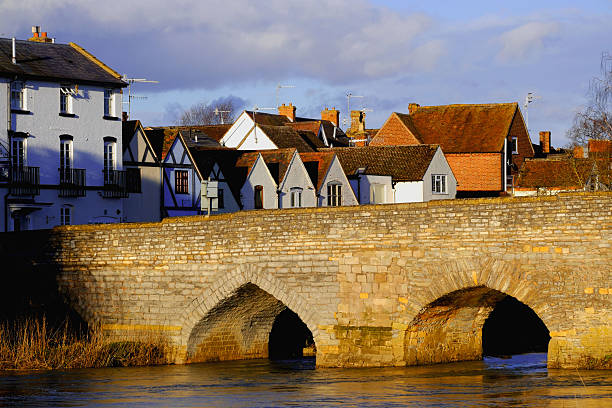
186, 283, 315, 364
268, 308, 315, 360
482, 296, 550, 357
404, 286, 549, 366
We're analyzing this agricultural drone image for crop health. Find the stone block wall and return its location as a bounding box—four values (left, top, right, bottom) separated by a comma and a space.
1, 192, 610, 369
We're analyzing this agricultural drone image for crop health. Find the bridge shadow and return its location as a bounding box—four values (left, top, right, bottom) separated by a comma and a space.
405, 286, 549, 366
186, 283, 315, 364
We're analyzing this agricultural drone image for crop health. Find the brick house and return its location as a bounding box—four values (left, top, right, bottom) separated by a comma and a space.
370, 103, 534, 197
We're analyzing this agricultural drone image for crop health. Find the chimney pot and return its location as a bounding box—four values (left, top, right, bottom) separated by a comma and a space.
41, 32, 47, 38
408, 103, 420, 114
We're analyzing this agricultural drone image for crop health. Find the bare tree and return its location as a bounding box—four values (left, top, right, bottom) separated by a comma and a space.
179, 96, 244, 126
567, 53, 612, 146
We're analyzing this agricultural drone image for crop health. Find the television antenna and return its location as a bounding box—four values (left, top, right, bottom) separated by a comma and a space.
345, 92, 364, 128
523, 92, 540, 132
214, 108, 231, 124
251, 105, 276, 143
275, 83, 295, 107
121, 76, 159, 119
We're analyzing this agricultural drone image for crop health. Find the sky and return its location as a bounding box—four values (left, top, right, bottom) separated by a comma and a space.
1, 0, 611, 147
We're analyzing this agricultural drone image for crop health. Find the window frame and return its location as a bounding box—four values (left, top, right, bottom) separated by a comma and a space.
327, 182, 342, 207
104, 89, 114, 117
11, 136, 26, 169
10, 82, 25, 111
254, 185, 264, 209
103, 138, 116, 184
60, 138, 73, 182
510, 137, 518, 155
59, 87, 74, 114
290, 187, 303, 208
60, 206, 72, 226
218, 187, 225, 209
174, 170, 189, 194
431, 174, 447, 195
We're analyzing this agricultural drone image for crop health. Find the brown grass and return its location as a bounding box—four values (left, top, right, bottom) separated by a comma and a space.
0, 317, 168, 370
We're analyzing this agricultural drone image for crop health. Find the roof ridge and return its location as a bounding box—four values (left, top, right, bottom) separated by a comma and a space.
69, 42, 122, 80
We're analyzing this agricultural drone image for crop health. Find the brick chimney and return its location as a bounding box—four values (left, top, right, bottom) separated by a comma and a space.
573, 146, 585, 159
539, 131, 551, 154
408, 103, 420, 114
350, 110, 366, 133
278, 103, 296, 122
28, 26, 53, 43
321, 107, 339, 127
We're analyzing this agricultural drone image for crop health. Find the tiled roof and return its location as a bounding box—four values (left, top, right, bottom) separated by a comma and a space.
258, 148, 298, 185
321, 121, 350, 147
373, 103, 518, 153
144, 127, 179, 161
258, 125, 318, 152
299, 152, 335, 191
516, 158, 610, 188
245, 111, 291, 126
588, 139, 612, 156
287, 121, 321, 135
0, 38, 125, 86
328, 145, 439, 181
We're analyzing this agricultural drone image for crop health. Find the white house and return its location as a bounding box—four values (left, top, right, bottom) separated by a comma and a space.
219, 104, 349, 152
0, 31, 128, 231
234, 152, 278, 210
122, 120, 162, 222
330, 145, 457, 204
257, 149, 317, 208
299, 152, 358, 207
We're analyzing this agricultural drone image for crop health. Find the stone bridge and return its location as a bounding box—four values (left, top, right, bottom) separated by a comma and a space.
2, 193, 611, 369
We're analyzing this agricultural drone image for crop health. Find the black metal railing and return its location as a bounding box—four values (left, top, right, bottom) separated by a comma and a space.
59, 168, 86, 197
10, 165, 40, 196
103, 169, 128, 198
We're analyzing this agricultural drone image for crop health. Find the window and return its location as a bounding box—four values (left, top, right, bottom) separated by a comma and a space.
327, 182, 342, 206
175, 170, 189, 194
218, 188, 224, 209
254, 185, 264, 209
104, 89, 114, 117
10, 82, 25, 110
103, 138, 116, 183
11, 137, 26, 169
370, 183, 386, 204
60, 138, 73, 183
290, 187, 302, 208
510, 137, 518, 154
432, 174, 447, 194
60, 207, 71, 226
60, 87, 73, 114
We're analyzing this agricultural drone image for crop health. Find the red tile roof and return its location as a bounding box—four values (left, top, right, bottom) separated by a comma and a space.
299, 151, 336, 191
328, 145, 440, 182
516, 158, 610, 188
258, 148, 298, 185
143, 127, 179, 161
372, 103, 519, 153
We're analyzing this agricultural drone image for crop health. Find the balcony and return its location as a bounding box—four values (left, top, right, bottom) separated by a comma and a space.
10, 166, 40, 196
59, 168, 86, 197
103, 169, 128, 198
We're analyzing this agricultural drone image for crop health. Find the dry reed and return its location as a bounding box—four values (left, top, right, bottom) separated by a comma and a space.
0, 317, 168, 370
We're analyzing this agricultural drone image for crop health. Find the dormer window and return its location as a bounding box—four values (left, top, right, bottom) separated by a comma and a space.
104, 89, 114, 117
290, 187, 303, 208
10, 82, 25, 111
327, 182, 342, 206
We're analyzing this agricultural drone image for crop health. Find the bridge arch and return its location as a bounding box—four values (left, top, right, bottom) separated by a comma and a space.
401, 258, 554, 366
179, 264, 320, 363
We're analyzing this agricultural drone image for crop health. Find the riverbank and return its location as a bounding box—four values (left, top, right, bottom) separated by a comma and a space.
0, 318, 168, 370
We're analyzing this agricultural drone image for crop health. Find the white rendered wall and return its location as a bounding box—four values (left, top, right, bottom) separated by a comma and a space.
240, 156, 277, 210
318, 157, 358, 207
394, 181, 423, 203
278, 153, 316, 208
350, 174, 393, 204
219, 112, 279, 150
0, 78, 124, 231
163, 138, 200, 217
422, 147, 457, 201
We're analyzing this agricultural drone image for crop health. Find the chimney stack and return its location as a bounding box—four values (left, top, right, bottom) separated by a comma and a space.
321, 107, 339, 127
278, 103, 296, 122
539, 131, 551, 154
573, 146, 586, 159
408, 103, 420, 114
350, 110, 366, 133
29, 25, 53, 43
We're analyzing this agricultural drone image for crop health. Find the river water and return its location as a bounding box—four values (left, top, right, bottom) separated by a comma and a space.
1, 353, 611, 407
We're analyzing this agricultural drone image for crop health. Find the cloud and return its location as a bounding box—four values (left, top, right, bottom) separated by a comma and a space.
496, 21, 560, 62
0, 0, 446, 90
